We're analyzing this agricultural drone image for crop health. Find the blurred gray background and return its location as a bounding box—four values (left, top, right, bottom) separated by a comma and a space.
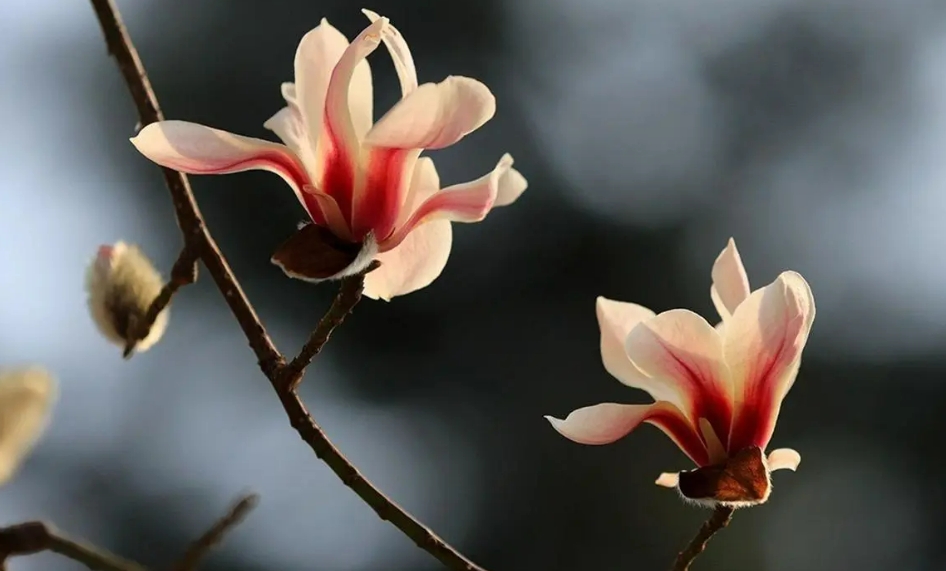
2, 0, 945, 570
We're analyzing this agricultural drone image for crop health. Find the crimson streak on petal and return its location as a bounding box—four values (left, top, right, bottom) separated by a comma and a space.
359, 148, 412, 240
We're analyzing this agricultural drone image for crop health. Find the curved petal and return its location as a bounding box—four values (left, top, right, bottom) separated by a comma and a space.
596, 297, 656, 388
545, 401, 708, 465
493, 165, 529, 207
321, 18, 386, 226
0, 368, 56, 485
624, 309, 733, 446
711, 238, 751, 320
264, 81, 315, 169
362, 10, 417, 96
382, 154, 515, 250
263, 107, 303, 152
364, 76, 495, 150
363, 220, 452, 301
767, 447, 801, 472
294, 19, 374, 151
130, 121, 320, 219
725, 271, 815, 452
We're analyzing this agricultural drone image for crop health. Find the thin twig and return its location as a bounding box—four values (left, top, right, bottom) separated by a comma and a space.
88, 2, 489, 570
669, 506, 735, 571
276, 387, 485, 570
0, 522, 147, 571
172, 493, 259, 571
124, 243, 200, 358
280, 269, 372, 390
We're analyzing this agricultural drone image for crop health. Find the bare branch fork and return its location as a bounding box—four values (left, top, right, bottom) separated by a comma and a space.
78, 1, 490, 571
0, 493, 258, 571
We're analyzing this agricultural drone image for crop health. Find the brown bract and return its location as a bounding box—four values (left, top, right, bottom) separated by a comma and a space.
677, 446, 770, 507
271, 223, 378, 282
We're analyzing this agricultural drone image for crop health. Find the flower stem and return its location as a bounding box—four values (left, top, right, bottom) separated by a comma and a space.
669, 505, 735, 571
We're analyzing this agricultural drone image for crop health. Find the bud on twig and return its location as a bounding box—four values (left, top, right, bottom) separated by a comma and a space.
85, 242, 168, 354
0, 367, 57, 486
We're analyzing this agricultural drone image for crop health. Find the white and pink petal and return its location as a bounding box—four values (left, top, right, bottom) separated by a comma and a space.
362, 10, 418, 96
725, 271, 815, 452
623, 309, 733, 442
130, 121, 321, 216
364, 76, 496, 151
767, 447, 801, 472
711, 238, 751, 320
380, 154, 516, 250
596, 297, 656, 389
363, 219, 452, 301
546, 401, 709, 465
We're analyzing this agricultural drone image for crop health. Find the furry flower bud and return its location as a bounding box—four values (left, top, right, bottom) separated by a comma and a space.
0, 366, 57, 486
85, 241, 168, 353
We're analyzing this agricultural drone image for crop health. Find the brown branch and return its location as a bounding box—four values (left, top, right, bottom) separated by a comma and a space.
88, 1, 489, 570
669, 506, 735, 571
89, 0, 283, 373
171, 493, 259, 571
276, 387, 485, 570
280, 265, 377, 390
0, 521, 147, 571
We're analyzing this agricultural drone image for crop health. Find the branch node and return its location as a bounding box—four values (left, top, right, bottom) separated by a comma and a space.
0, 520, 147, 571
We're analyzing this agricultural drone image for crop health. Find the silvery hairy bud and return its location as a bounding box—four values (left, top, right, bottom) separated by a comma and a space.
85, 241, 168, 354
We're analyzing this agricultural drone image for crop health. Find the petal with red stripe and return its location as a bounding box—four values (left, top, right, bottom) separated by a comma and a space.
725, 271, 815, 452
545, 401, 708, 466
623, 309, 734, 447
130, 121, 323, 220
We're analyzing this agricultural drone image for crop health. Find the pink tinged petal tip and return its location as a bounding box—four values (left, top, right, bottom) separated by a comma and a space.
725, 271, 815, 452
364, 76, 496, 150
130, 121, 314, 213
767, 447, 801, 472
623, 309, 733, 443
545, 401, 709, 465
711, 238, 751, 320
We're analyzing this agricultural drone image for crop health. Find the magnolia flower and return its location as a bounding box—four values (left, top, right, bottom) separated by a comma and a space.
0, 367, 57, 486
86, 241, 168, 354
130, 10, 528, 301
546, 239, 815, 507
